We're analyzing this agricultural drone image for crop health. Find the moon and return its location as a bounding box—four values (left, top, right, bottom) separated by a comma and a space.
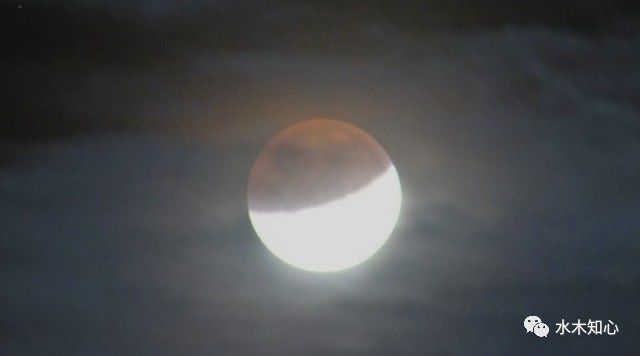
248, 119, 402, 272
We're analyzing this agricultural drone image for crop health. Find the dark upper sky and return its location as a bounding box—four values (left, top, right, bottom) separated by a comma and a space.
1, 1, 639, 355
2, 0, 640, 144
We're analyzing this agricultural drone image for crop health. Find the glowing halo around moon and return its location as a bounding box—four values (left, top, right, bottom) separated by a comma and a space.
247, 119, 402, 272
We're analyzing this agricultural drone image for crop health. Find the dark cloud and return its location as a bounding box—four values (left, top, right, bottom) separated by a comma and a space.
2, 1, 640, 143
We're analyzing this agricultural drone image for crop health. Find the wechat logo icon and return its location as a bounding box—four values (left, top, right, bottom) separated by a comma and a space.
524, 316, 549, 338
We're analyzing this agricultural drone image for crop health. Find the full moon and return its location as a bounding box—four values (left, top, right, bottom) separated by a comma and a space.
248, 119, 402, 272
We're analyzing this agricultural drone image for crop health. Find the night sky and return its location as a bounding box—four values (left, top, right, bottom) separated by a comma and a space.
2, 1, 640, 355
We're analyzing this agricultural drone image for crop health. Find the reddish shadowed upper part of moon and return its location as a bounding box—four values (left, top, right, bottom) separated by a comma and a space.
248, 119, 393, 212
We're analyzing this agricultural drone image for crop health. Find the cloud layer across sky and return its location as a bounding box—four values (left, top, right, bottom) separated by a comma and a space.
1, 1, 640, 355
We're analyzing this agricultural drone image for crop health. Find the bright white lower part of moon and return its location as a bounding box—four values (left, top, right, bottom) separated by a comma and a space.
249, 166, 401, 272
